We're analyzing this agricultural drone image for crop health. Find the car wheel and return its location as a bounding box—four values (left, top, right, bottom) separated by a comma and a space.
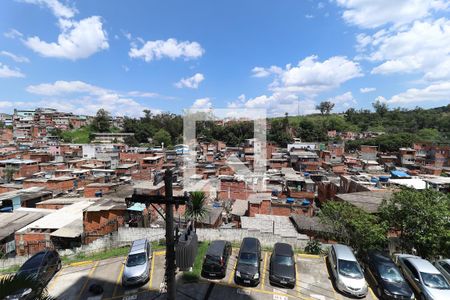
57, 260, 62, 271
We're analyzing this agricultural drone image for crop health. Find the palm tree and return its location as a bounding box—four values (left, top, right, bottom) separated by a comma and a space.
185, 191, 209, 230
0, 274, 55, 300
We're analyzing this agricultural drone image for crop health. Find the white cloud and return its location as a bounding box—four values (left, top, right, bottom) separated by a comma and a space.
0, 63, 25, 78
271, 55, 362, 95
244, 55, 362, 115
228, 92, 317, 116
24, 16, 109, 60
305, 14, 314, 19
359, 18, 450, 81
360, 87, 376, 93
192, 97, 212, 109
0, 51, 30, 63
4, 29, 23, 39
325, 91, 357, 110
227, 94, 247, 108
21, 0, 77, 19
175, 73, 205, 89
251, 67, 271, 78
251, 66, 282, 78
335, 0, 449, 28
26, 80, 162, 116
129, 38, 204, 62
127, 91, 159, 98
379, 81, 450, 104
0, 101, 16, 108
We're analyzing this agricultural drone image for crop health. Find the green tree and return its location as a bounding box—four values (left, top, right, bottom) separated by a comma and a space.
372, 100, 389, 118
315, 101, 335, 115
319, 201, 388, 256
416, 128, 441, 142
268, 119, 293, 147
123, 135, 140, 147
185, 191, 209, 230
153, 128, 172, 147
304, 240, 322, 255
379, 189, 450, 259
91, 109, 111, 132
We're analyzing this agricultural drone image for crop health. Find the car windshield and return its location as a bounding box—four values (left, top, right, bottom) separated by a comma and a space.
274, 255, 294, 266
126, 253, 147, 267
18, 253, 45, 277
239, 252, 258, 267
378, 264, 404, 283
205, 255, 220, 265
421, 272, 450, 289
338, 259, 363, 279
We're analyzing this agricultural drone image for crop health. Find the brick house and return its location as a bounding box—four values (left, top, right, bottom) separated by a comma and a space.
15, 201, 92, 255
84, 182, 122, 197
23, 176, 75, 192
82, 198, 128, 244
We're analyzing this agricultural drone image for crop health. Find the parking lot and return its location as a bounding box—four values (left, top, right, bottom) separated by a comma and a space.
48, 249, 378, 300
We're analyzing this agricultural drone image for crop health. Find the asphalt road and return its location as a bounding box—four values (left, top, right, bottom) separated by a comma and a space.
47, 250, 378, 300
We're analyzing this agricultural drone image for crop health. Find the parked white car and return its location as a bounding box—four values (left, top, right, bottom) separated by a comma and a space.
397, 255, 450, 300
328, 244, 368, 298
434, 259, 450, 283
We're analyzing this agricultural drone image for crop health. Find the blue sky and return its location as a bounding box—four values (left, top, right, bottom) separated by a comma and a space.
0, 0, 449, 117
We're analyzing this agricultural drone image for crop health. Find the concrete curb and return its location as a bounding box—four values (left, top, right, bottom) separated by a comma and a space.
68, 260, 94, 267
297, 253, 321, 259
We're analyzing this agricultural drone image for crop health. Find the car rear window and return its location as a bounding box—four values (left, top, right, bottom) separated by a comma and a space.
205, 255, 221, 265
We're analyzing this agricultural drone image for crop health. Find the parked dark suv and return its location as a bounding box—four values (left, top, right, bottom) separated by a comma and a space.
234, 237, 261, 287
269, 243, 296, 288
201, 240, 232, 279
6, 250, 61, 300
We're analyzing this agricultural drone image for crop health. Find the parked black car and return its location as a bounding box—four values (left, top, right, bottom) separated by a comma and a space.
364, 251, 414, 300
269, 243, 296, 288
6, 250, 61, 300
234, 237, 261, 287
201, 240, 232, 279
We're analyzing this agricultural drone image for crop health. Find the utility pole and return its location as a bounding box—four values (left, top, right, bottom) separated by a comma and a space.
126, 169, 190, 300
164, 169, 176, 300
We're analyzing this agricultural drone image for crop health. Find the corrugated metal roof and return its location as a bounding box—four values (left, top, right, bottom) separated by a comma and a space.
50, 219, 83, 238
231, 199, 248, 216
0, 210, 51, 240
17, 201, 92, 232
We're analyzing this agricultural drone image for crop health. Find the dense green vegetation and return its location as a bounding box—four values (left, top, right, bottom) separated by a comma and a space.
123, 110, 183, 147
61, 104, 449, 148
55, 126, 92, 143
320, 189, 450, 259
319, 201, 388, 257
274, 104, 450, 149
51, 109, 120, 143
379, 189, 450, 259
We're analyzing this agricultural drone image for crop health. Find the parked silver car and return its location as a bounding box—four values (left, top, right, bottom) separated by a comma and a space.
328, 244, 368, 298
397, 255, 450, 300
122, 239, 152, 286
434, 259, 450, 283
